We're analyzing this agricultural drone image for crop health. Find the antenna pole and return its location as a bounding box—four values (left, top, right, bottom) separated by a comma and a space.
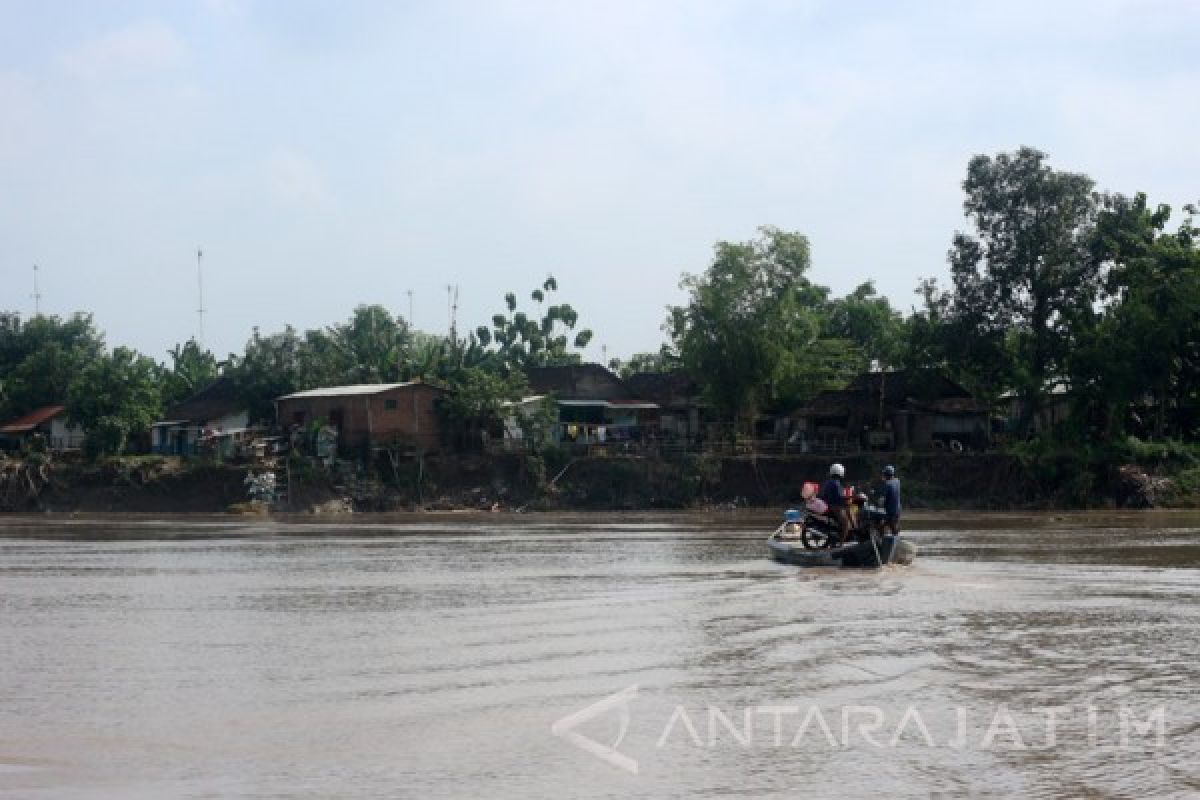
196, 247, 206, 347
31, 264, 42, 316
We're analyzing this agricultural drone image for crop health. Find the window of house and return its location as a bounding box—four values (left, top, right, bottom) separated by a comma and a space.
384, 399, 398, 410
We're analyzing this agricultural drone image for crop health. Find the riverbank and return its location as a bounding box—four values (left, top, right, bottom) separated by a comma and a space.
2, 449, 1197, 514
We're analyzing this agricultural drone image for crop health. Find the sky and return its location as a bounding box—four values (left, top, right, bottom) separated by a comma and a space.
2, 0, 1198, 365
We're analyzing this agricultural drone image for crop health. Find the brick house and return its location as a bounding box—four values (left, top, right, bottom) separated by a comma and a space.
275, 382, 448, 452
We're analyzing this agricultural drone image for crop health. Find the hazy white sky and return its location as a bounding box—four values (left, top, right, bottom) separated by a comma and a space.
2, 0, 1197, 364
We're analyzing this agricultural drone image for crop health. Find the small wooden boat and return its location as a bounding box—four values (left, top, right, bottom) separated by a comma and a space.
767, 511, 917, 568
767, 533, 916, 568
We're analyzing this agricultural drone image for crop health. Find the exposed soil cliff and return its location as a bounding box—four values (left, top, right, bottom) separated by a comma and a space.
1, 451, 1194, 514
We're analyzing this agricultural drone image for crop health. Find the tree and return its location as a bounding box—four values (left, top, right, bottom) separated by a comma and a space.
0, 312, 106, 420
67, 347, 162, 457
478, 276, 593, 370
1070, 193, 1200, 438
608, 346, 680, 378
436, 367, 530, 450
940, 147, 1098, 432
228, 326, 306, 424
161, 339, 220, 410
667, 226, 840, 434
401, 329, 501, 384
824, 281, 905, 372
322, 304, 411, 384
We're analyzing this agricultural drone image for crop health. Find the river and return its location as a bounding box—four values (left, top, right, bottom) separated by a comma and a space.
0, 511, 1197, 799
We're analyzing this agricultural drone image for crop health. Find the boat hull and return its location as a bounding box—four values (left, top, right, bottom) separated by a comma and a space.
767, 534, 916, 568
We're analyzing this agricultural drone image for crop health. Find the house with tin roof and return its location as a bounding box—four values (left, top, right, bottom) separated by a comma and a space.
523, 364, 658, 445
0, 405, 85, 452
623, 370, 708, 444
783, 370, 992, 453
275, 381, 449, 452
151, 376, 250, 456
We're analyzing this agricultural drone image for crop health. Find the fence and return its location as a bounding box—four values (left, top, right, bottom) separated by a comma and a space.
487, 436, 868, 458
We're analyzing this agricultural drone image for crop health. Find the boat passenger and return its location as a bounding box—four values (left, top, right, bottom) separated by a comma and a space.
880, 465, 901, 535
819, 463, 850, 542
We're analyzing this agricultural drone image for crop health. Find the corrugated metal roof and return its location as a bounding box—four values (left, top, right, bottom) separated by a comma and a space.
0, 404, 67, 434
277, 382, 446, 400
624, 370, 701, 407
915, 397, 993, 415
525, 364, 634, 401
500, 395, 549, 408
557, 399, 659, 409
163, 375, 243, 423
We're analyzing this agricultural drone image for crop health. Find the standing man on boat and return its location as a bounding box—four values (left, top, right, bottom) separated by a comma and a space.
819, 463, 850, 543
880, 465, 901, 535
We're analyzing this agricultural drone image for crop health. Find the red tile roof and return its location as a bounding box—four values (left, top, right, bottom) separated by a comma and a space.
0, 404, 67, 434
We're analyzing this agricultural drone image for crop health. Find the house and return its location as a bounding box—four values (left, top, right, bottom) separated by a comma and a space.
498, 395, 555, 450
785, 370, 992, 452
623, 370, 708, 444
524, 364, 658, 444
0, 405, 85, 451
275, 381, 448, 453
999, 383, 1072, 434
152, 376, 250, 457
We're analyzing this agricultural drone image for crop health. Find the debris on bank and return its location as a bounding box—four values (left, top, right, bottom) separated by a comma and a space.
1116, 465, 1175, 509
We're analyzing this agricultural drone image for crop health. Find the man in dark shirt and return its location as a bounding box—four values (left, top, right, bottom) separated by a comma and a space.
819, 463, 850, 542
880, 465, 901, 535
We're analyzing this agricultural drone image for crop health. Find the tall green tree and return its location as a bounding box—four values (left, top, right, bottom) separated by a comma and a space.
161, 338, 220, 410
401, 329, 500, 383
0, 312, 106, 420
477, 276, 593, 370
228, 326, 306, 424
323, 304, 411, 384
824, 281, 905, 371
940, 147, 1098, 432
824, 281, 907, 427
1070, 194, 1200, 438
608, 346, 680, 379
67, 347, 162, 457
436, 367, 530, 450
667, 226, 842, 433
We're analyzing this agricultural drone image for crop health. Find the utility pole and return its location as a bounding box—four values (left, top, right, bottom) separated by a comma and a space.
407, 289, 414, 328
196, 247, 206, 347
446, 284, 459, 341
31, 264, 42, 316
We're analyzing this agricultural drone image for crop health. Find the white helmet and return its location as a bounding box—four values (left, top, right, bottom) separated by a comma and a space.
829, 463, 845, 477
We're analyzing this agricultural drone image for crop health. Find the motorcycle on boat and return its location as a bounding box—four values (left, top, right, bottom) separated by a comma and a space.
767, 482, 916, 568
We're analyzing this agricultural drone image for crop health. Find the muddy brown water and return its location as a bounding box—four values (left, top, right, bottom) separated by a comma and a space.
0, 511, 1197, 799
